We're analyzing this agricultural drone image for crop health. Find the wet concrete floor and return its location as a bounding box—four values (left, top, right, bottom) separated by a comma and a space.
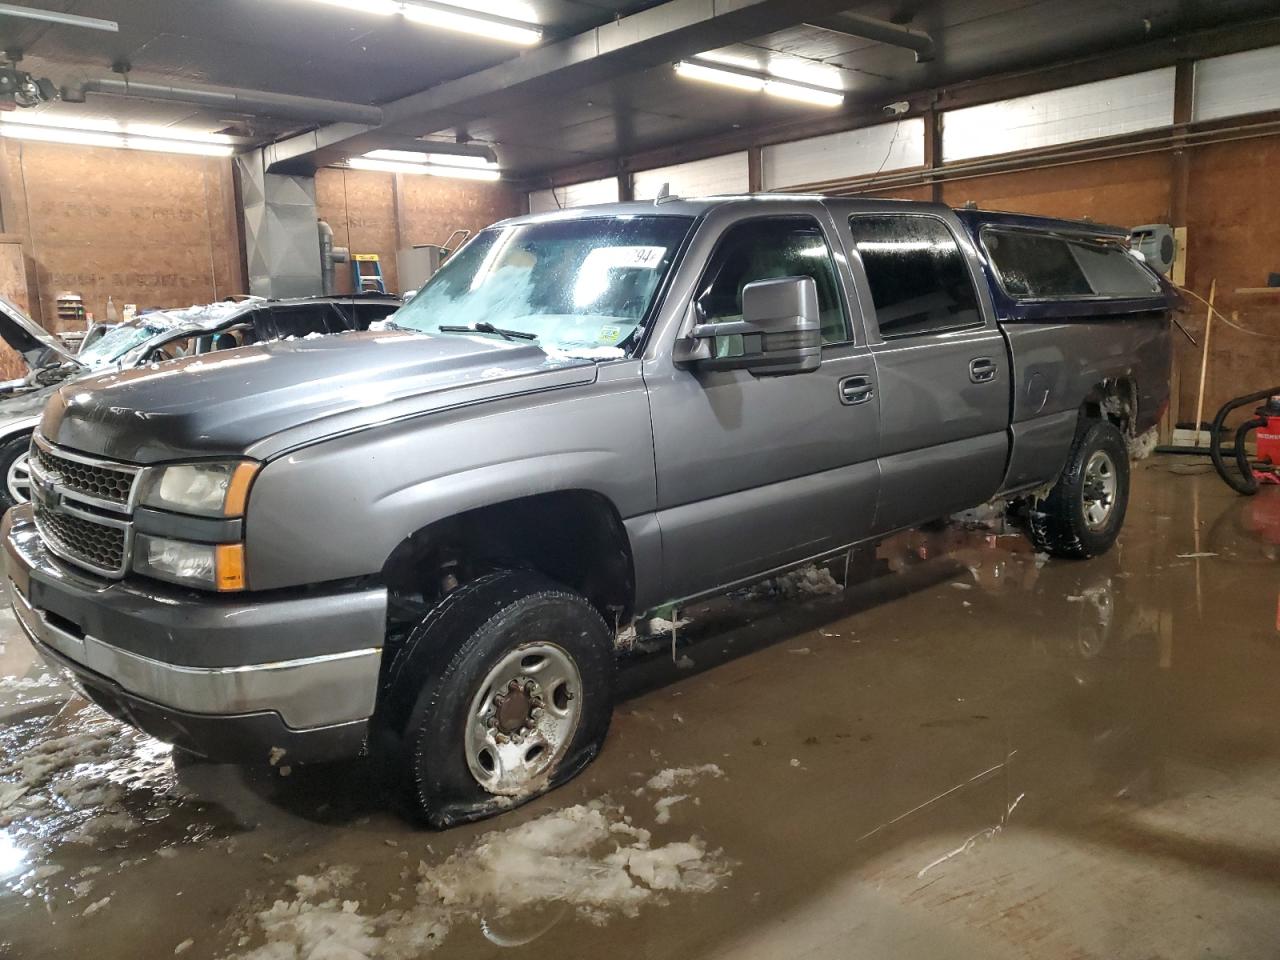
2, 454, 1280, 959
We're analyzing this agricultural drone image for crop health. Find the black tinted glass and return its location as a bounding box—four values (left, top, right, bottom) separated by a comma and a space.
848, 216, 982, 339
984, 230, 1092, 298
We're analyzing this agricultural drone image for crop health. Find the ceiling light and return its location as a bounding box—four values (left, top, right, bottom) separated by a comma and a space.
0, 123, 233, 156
302, 0, 541, 45
348, 157, 501, 180
674, 59, 844, 108
363, 148, 496, 169
0, 113, 235, 144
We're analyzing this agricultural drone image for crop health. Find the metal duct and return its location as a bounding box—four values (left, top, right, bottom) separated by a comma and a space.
64, 78, 383, 126
804, 13, 935, 62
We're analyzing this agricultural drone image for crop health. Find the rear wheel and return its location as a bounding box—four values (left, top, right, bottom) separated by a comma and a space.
382, 570, 615, 828
1028, 419, 1130, 559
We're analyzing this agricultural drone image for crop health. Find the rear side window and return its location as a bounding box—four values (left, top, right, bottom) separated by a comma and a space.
847, 215, 983, 340
981, 231, 1091, 298
984, 228, 1160, 299
1069, 241, 1161, 296
260, 303, 348, 340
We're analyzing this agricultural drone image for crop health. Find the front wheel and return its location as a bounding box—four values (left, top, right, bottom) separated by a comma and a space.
382, 570, 615, 828
0, 434, 32, 513
1028, 419, 1130, 559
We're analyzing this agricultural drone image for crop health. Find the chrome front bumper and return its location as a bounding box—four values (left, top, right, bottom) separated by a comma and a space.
9, 583, 381, 728
3, 504, 388, 761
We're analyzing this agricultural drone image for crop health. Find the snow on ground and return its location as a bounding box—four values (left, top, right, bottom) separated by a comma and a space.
0, 702, 179, 854
640, 764, 724, 795
231, 799, 731, 959
740, 563, 843, 601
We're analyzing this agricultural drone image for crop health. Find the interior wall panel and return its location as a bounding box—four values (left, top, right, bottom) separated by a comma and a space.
632, 153, 749, 200
940, 153, 1172, 228
763, 119, 925, 190
528, 177, 619, 213
1193, 45, 1280, 122
3, 140, 243, 331
943, 69, 1176, 162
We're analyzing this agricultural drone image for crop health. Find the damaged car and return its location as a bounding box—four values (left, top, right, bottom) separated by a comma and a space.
3, 197, 1173, 827
0, 293, 400, 511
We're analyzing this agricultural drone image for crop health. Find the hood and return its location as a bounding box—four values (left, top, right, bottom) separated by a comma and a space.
0, 295, 79, 370
41, 329, 600, 463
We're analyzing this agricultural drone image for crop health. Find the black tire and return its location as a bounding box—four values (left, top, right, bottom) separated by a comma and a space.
0, 432, 31, 514
1028, 419, 1130, 559
381, 570, 615, 828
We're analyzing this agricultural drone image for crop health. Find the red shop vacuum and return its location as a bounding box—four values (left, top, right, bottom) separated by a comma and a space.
1210, 389, 1280, 494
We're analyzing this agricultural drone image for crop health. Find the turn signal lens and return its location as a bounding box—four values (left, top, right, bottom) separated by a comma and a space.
215, 543, 245, 592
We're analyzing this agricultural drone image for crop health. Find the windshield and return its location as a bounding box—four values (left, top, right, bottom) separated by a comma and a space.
77, 321, 174, 368
391, 216, 693, 357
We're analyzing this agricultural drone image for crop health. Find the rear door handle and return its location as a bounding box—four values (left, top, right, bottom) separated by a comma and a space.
969, 357, 998, 383
839, 375, 874, 405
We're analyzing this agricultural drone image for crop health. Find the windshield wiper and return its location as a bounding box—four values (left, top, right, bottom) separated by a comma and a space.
438, 321, 537, 341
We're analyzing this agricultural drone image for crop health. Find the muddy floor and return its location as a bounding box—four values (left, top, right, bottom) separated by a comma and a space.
2, 454, 1279, 959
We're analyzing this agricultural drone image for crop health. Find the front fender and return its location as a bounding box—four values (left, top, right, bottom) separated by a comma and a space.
243, 376, 656, 591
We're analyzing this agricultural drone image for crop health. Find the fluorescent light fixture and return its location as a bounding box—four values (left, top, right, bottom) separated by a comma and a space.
301, 0, 541, 45
363, 148, 496, 170
0, 113, 234, 143
675, 59, 844, 108
0, 122, 234, 156
348, 156, 501, 180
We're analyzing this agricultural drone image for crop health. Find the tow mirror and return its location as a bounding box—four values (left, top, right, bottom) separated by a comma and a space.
676, 276, 821, 375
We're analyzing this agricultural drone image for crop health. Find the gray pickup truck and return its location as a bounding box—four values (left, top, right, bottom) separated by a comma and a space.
3, 197, 1172, 826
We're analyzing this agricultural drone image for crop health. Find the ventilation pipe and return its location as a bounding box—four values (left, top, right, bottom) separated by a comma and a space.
62, 78, 383, 126
803, 13, 935, 62
317, 220, 349, 297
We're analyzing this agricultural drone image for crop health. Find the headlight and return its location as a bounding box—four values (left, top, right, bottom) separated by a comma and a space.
138, 461, 259, 517
133, 534, 245, 592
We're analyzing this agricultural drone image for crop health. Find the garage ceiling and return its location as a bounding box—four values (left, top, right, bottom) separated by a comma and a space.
0, 0, 1277, 178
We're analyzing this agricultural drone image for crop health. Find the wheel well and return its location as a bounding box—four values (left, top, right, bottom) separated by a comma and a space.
381, 490, 635, 625
1081, 378, 1137, 436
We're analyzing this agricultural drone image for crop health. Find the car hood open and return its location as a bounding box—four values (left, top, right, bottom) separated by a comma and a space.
0, 295, 79, 370
40, 328, 601, 463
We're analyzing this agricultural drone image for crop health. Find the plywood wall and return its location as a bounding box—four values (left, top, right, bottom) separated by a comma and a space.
941, 153, 1173, 226
0, 140, 242, 332
315, 168, 522, 295
1182, 134, 1280, 421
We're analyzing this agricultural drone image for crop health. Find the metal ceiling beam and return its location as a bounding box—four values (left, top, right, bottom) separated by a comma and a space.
803, 12, 935, 62
263, 0, 858, 174
0, 2, 117, 33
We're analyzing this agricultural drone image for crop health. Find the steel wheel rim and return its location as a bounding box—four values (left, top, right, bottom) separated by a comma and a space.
6, 452, 31, 505
465, 642, 582, 796
1082, 450, 1117, 530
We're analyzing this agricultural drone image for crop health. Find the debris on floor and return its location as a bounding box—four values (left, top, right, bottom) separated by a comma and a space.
741, 564, 843, 601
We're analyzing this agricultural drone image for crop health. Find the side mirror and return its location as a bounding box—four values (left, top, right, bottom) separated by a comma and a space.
676, 276, 822, 375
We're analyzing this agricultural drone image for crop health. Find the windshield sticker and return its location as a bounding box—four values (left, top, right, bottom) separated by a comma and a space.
599, 324, 623, 343
581, 246, 668, 272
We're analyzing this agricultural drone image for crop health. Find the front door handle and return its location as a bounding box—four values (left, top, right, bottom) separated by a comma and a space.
839, 375, 874, 405
969, 357, 998, 383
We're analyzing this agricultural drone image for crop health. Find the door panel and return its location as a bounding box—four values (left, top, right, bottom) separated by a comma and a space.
645, 211, 880, 602
648, 347, 879, 599
840, 212, 1011, 533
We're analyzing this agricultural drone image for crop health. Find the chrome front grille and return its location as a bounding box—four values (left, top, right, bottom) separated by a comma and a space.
29, 441, 135, 506
28, 435, 140, 578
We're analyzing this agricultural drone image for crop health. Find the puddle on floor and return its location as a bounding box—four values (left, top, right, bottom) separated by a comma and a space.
2, 457, 1279, 959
